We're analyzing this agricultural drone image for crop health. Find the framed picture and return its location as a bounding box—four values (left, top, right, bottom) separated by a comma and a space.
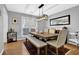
50, 15, 70, 26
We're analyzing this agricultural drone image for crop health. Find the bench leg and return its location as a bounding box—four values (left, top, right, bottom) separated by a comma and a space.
37, 48, 40, 55
45, 46, 47, 55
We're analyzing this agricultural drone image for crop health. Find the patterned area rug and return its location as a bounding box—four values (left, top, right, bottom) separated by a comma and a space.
24, 41, 69, 55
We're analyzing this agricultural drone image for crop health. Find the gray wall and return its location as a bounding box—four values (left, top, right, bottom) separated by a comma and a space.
0, 10, 1, 16
47, 5, 79, 32
0, 4, 8, 54
8, 11, 37, 39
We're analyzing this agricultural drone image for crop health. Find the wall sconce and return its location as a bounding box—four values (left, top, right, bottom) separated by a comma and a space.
12, 17, 17, 23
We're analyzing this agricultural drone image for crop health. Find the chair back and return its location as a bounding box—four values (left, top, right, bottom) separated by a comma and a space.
56, 29, 67, 46
48, 28, 55, 34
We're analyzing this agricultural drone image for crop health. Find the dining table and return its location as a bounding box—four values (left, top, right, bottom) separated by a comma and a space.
30, 32, 58, 42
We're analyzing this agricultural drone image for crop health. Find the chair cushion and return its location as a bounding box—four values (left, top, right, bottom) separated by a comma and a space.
47, 40, 62, 48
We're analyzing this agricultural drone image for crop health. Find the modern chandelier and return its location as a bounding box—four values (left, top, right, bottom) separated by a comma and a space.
37, 4, 48, 20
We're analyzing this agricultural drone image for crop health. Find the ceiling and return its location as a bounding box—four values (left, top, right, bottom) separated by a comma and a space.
6, 4, 79, 17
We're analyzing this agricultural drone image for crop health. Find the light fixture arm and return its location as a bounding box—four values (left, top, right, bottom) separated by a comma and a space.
42, 6, 43, 16
39, 8, 40, 16
38, 4, 48, 20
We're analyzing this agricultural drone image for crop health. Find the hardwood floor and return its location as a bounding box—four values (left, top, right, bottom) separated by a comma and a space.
4, 40, 79, 55
64, 44, 79, 55
4, 40, 30, 55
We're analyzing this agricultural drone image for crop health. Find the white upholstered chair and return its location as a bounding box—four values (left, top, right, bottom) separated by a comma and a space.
47, 28, 56, 40
47, 29, 67, 55
48, 28, 55, 34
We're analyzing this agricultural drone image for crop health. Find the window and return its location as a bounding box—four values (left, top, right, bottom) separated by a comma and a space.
21, 16, 30, 37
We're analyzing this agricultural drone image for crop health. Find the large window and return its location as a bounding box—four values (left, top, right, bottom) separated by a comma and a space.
21, 16, 36, 37
21, 16, 30, 37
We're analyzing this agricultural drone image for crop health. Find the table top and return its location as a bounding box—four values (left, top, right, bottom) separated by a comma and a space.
30, 32, 58, 38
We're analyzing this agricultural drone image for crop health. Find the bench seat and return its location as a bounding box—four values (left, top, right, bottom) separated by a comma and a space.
26, 35, 47, 48
26, 35, 47, 54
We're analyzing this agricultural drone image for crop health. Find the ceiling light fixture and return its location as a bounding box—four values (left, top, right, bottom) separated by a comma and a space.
37, 4, 48, 20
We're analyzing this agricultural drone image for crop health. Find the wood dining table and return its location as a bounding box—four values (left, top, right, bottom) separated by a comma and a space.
30, 32, 58, 42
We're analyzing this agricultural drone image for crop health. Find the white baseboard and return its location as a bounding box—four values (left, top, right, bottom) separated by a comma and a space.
0, 49, 4, 55
68, 41, 79, 46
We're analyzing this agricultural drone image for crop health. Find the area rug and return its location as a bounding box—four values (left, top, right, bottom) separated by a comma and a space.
24, 41, 69, 55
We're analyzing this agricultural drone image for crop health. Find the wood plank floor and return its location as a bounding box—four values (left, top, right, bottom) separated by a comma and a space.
4, 40, 30, 55
64, 44, 79, 55
4, 40, 79, 55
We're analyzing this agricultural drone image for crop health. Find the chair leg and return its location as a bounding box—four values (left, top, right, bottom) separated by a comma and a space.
56, 48, 58, 55
62, 46, 64, 54
37, 48, 40, 55
45, 46, 47, 55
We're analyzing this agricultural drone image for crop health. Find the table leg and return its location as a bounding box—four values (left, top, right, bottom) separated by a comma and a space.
44, 38, 47, 42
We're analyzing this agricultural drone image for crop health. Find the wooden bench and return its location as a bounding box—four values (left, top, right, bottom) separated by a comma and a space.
26, 35, 47, 55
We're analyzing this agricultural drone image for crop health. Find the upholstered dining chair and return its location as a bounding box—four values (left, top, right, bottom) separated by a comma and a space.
47, 29, 67, 55
48, 28, 56, 34
47, 28, 57, 40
